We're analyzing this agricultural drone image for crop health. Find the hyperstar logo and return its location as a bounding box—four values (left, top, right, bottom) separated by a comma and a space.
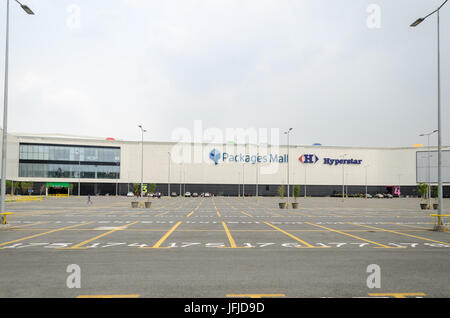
299, 154, 319, 164
209, 149, 221, 165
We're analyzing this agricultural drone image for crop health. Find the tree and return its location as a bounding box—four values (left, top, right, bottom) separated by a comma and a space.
293, 185, 301, 202
20, 182, 34, 195
416, 183, 429, 201
431, 186, 438, 200
133, 183, 140, 196
278, 185, 285, 201
39, 184, 46, 196
149, 183, 157, 194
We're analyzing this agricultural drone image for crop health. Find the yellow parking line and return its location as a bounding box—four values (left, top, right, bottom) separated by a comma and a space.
141, 221, 182, 249
349, 223, 450, 246
8, 221, 53, 229
241, 211, 254, 218
305, 222, 397, 248
264, 222, 317, 248
386, 223, 432, 230
216, 209, 221, 217
368, 293, 426, 298
155, 211, 169, 217
226, 294, 285, 298
77, 294, 140, 298
266, 212, 284, 217
64, 221, 140, 249
222, 221, 237, 248
0, 221, 95, 248
186, 210, 195, 217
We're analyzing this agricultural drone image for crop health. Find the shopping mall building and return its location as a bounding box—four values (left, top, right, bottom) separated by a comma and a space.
2, 131, 449, 197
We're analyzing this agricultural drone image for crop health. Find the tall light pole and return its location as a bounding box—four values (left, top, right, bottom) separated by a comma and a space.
179, 163, 182, 196
138, 125, 146, 198
76, 149, 81, 197
284, 128, 293, 207
0, 0, 34, 224
419, 130, 438, 207
304, 164, 307, 198
364, 165, 369, 198
411, 0, 448, 229
341, 154, 347, 201
256, 144, 259, 198
167, 152, 171, 197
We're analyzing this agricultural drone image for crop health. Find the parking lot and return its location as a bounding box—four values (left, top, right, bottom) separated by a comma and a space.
0, 196, 449, 298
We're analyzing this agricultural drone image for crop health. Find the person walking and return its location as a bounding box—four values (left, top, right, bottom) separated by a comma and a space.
87, 194, 92, 205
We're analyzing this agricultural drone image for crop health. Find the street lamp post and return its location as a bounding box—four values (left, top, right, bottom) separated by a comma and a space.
284, 128, 293, 207
304, 164, 307, 198
168, 152, 171, 197
419, 130, 438, 207
76, 149, 81, 197
341, 154, 347, 201
411, 0, 448, 230
138, 125, 146, 198
0, 0, 34, 224
364, 165, 369, 198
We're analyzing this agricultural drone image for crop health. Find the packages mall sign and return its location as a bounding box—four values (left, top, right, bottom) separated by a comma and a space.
299, 154, 362, 166
210, 149, 288, 165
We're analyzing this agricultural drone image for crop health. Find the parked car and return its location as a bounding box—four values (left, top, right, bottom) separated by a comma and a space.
185, 192, 191, 197
365, 193, 373, 198
375, 193, 384, 198
126, 192, 134, 197
385, 193, 393, 198
153, 192, 161, 198
204, 192, 211, 197
147, 193, 154, 197
171, 192, 178, 197
192, 192, 199, 197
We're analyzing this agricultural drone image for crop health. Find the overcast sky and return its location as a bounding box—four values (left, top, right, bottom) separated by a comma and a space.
0, 0, 449, 147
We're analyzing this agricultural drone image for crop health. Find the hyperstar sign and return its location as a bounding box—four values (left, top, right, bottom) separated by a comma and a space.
299, 154, 362, 166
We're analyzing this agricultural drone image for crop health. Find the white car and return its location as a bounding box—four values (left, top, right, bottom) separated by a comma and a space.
126, 192, 134, 197
375, 193, 384, 198
185, 192, 191, 197
204, 192, 211, 197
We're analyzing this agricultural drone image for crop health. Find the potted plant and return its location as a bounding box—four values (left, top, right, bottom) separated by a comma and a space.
292, 185, 300, 209
278, 185, 286, 209
432, 186, 438, 210
131, 183, 140, 208
417, 183, 429, 210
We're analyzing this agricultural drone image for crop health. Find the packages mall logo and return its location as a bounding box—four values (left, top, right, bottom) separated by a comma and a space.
209, 149, 221, 165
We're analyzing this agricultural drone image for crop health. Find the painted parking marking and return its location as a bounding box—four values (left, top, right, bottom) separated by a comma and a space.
60, 221, 140, 249
140, 221, 182, 249
77, 294, 140, 298
0, 221, 96, 249
7, 221, 53, 229
266, 212, 285, 217
348, 223, 450, 246
226, 294, 285, 298
264, 222, 320, 248
304, 222, 398, 249
220, 221, 250, 249
1, 241, 448, 250
368, 293, 426, 298
241, 211, 254, 218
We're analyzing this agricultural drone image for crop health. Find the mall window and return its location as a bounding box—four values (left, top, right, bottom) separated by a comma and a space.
19, 143, 120, 179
